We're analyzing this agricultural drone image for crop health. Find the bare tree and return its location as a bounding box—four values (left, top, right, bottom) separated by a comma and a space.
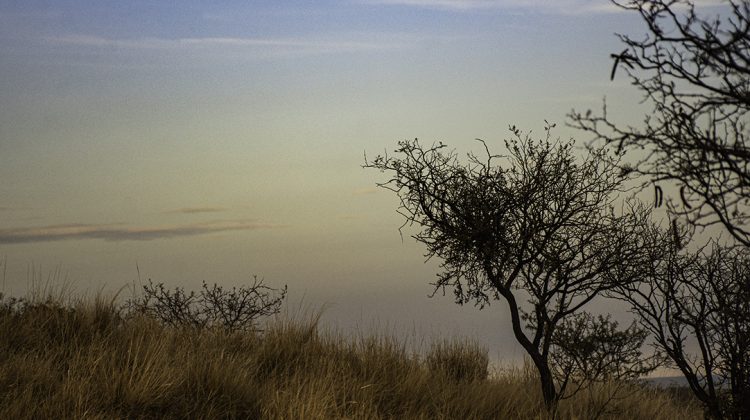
609, 234, 750, 419
365, 124, 660, 410
569, 0, 750, 245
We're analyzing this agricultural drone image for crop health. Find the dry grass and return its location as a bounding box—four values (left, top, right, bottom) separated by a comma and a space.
0, 293, 702, 419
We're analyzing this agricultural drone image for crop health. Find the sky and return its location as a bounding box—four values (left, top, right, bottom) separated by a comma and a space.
0, 0, 727, 365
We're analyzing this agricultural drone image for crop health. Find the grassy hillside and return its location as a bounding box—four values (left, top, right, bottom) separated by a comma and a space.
0, 293, 701, 419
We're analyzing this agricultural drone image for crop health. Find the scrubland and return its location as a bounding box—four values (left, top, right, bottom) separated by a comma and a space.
0, 292, 701, 419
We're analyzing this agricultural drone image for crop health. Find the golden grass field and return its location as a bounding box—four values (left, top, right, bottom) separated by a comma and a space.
0, 291, 702, 419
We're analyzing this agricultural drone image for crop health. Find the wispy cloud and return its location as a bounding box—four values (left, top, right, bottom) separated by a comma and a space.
358, 0, 621, 13
46, 34, 409, 56
163, 207, 228, 215
360, 0, 725, 14
361, 0, 503, 10
0, 220, 284, 244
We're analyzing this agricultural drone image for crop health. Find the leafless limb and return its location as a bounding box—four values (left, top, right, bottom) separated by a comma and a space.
609, 236, 750, 419
570, 0, 750, 246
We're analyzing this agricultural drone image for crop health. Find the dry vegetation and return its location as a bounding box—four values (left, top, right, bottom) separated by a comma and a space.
0, 291, 702, 420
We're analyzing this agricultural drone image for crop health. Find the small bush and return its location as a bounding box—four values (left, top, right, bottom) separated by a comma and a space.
126, 276, 286, 332
426, 339, 489, 382
0, 293, 27, 316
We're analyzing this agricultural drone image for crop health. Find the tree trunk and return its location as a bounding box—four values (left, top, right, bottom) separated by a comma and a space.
497, 286, 559, 412
736, 382, 750, 420
532, 354, 558, 412
704, 403, 723, 420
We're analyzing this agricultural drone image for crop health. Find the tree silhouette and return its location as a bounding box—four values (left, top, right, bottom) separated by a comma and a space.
365, 124, 660, 410
569, 0, 750, 245
609, 236, 750, 419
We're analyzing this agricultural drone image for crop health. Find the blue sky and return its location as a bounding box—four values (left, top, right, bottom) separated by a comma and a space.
0, 0, 725, 364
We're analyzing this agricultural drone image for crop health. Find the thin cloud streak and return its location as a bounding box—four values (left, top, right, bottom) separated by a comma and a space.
360, 0, 725, 14
359, 0, 621, 13
0, 220, 285, 244
360, 0, 498, 10
163, 207, 228, 215
47, 35, 409, 55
